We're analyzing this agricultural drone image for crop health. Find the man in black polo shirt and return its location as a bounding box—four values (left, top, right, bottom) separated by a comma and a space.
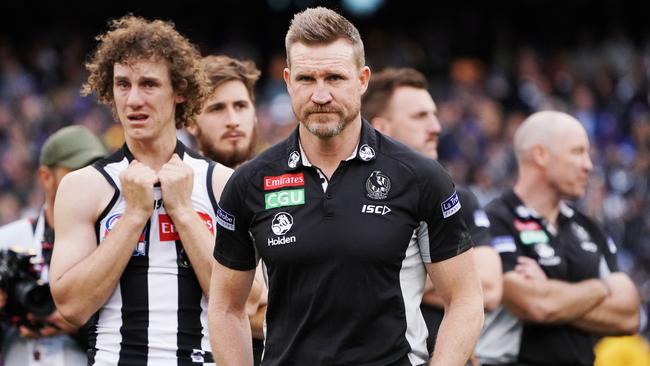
476, 111, 640, 365
362, 67, 502, 356
208, 7, 484, 366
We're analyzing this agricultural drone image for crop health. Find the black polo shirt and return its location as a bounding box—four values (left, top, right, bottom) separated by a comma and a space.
476, 189, 618, 366
214, 120, 472, 366
421, 185, 491, 355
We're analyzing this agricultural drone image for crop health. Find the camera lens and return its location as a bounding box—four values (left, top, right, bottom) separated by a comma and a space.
14, 281, 55, 317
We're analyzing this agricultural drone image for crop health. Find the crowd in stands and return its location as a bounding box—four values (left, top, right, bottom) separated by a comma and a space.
0, 20, 648, 338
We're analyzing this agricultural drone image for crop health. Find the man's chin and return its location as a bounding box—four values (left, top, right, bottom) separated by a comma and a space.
203, 147, 250, 168
304, 120, 345, 138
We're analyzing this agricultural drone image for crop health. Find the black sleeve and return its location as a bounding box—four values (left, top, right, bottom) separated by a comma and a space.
213, 169, 257, 271
417, 160, 472, 263
457, 186, 491, 247
484, 201, 520, 273
581, 214, 620, 273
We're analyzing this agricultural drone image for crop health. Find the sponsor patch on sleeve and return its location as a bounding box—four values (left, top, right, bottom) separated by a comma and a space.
216, 206, 235, 231
491, 235, 516, 253
441, 191, 461, 218
607, 237, 617, 254
473, 210, 490, 228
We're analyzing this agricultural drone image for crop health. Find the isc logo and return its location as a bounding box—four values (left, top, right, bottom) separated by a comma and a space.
361, 204, 391, 216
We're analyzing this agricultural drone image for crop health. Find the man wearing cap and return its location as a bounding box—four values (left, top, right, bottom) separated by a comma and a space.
0, 125, 107, 366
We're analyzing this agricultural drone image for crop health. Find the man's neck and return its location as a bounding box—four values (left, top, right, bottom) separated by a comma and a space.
125, 129, 178, 171
299, 118, 361, 179
513, 176, 562, 225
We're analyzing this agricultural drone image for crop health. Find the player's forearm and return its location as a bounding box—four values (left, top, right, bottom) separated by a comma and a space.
250, 304, 266, 340
171, 209, 215, 294
571, 274, 640, 335
422, 288, 445, 308
475, 247, 503, 311
429, 294, 484, 366
51, 213, 147, 326
209, 306, 254, 365
481, 276, 503, 311
504, 274, 608, 323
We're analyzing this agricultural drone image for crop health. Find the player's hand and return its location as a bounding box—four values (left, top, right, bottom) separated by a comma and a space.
120, 160, 157, 220
515, 256, 547, 280
19, 310, 80, 338
19, 324, 41, 338
39, 309, 79, 337
158, 154, 194, 219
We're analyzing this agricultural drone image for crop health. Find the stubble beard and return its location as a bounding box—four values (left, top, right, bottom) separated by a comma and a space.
304, 119, 346, 138
301, 104, 358, 139
197, 129, 256, 168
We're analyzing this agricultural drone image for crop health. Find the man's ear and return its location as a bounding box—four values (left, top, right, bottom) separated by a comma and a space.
175, 79, 188, 104
530, 144, 549, 168
175, 94, 186, 104
358, 66, 371, 95
37, 166, 55, 195
283, 68, 292, 96
186, 120, 199, 137
371, 116, 391, 136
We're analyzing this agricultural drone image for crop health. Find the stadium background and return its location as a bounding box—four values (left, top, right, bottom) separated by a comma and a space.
0, 0, 649, 357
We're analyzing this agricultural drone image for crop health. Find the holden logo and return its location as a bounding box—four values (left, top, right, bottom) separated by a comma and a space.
288, 151, 300, 169
366, 170, 391, 200
271, 212, 294, 235
358, 144, 375, 161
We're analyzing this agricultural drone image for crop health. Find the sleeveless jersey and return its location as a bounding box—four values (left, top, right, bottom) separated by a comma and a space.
90, 141, 218, 366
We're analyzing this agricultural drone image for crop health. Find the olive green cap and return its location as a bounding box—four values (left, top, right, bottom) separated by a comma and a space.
39, 125, 107, 169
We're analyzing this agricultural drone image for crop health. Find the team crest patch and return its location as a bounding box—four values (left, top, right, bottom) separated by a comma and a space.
216, 207, 235, 231
441, 191, 461, 218
571, 223, 591, 242
358, 144, 375, 161
288, 151, 300, 169
366, 170, 391, 200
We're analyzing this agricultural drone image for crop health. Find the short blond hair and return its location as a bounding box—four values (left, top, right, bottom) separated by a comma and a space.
285, 7, 365, 68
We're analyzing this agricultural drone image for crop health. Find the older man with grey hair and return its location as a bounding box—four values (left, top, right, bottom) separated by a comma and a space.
476, 111, 640, 366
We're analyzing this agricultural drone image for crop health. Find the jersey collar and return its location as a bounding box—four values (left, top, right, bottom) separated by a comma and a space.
505, 189, 575, 221
122, 139, 186, 163
284, 119, 378, 171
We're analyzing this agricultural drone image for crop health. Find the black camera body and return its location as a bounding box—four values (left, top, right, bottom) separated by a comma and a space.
0, 248, 55, 329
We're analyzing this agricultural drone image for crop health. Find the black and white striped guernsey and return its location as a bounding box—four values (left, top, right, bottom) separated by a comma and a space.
90, 141, 217, 366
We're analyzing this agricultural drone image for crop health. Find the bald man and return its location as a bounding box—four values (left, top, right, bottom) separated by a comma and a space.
475, 111, 640, 366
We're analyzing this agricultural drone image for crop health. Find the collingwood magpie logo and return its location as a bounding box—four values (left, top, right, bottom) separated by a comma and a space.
366, 170, 391, 200
288, 151, 300, 169
358, 144, 375, 161
269, 212, 296, 246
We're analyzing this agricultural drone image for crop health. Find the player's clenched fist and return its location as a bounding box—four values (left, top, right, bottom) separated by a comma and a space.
120, 160, 158, 220
158, 154, 194, 218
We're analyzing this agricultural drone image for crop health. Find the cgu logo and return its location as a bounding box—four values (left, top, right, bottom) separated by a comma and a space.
361, 204, 391, 216
265, 189, 305, 209
159, 212, 214, 241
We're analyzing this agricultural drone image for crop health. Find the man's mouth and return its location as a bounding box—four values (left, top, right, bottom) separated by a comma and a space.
127, 113, 149, 122
222, 131, 245, 141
